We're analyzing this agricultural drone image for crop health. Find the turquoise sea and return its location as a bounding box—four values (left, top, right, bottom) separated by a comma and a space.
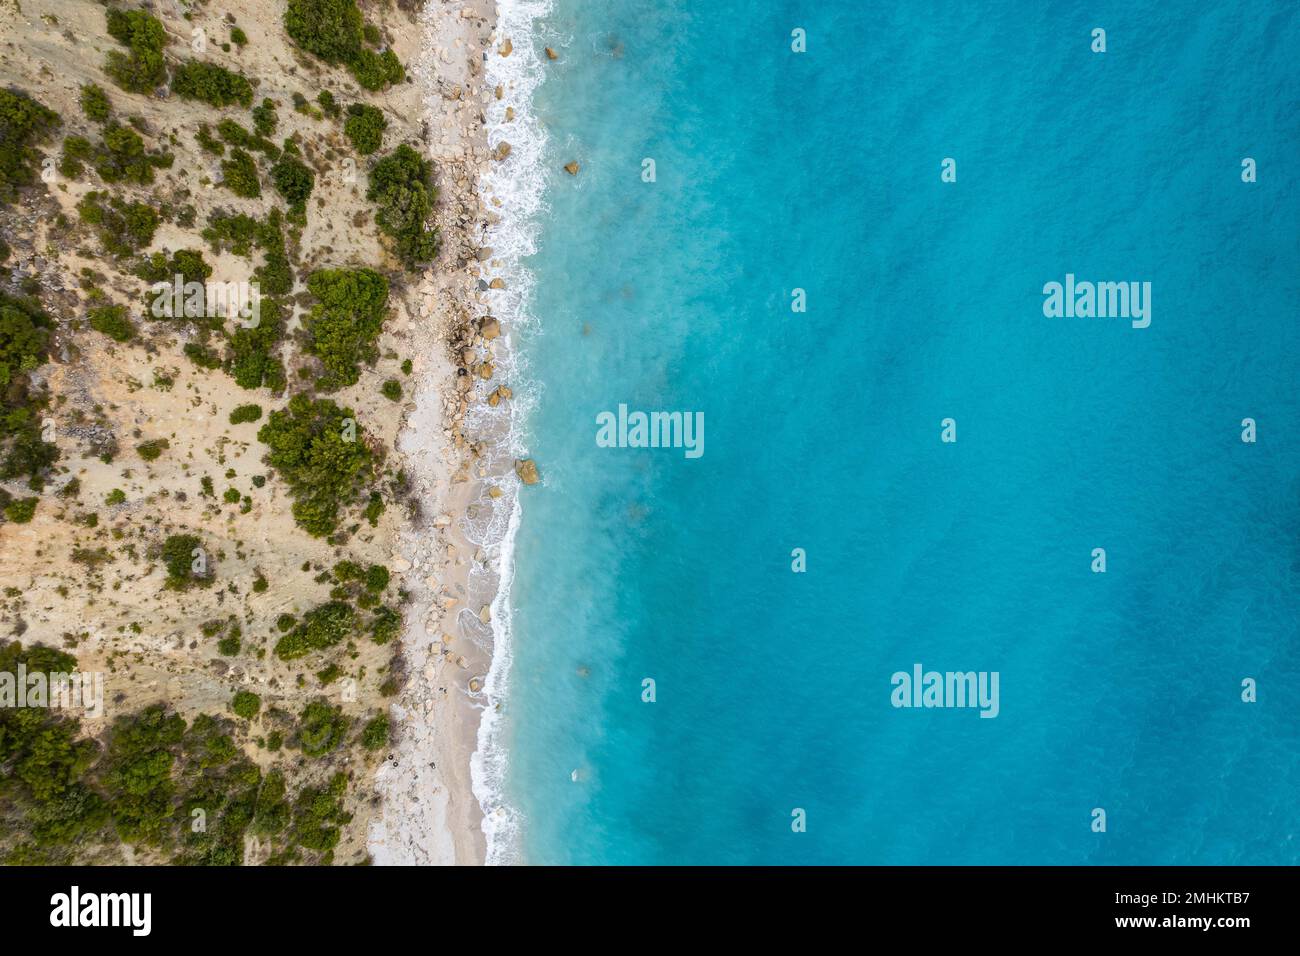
488, 0, 1300, 864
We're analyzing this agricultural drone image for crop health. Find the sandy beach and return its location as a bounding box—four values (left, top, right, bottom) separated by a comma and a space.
366, 0, 507, 866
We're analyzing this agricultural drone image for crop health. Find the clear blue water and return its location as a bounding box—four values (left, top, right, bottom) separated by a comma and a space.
500, 0, 1300, 864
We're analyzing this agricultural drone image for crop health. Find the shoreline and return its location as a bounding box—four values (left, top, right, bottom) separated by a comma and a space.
368, 0, 553, 867
367, 0, 505, 867
467, 0, 557, 866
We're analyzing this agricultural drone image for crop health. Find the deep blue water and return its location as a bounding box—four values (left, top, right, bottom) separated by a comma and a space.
500, 0, 1300, 864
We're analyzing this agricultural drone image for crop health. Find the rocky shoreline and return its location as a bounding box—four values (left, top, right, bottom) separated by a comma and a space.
366, 0, 514, 867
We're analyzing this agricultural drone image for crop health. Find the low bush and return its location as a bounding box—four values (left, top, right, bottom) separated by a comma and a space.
171, 61, 254, 108
367, 145, 438, 269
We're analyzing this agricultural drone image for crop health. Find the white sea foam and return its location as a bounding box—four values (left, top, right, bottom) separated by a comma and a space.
464, 0, 556, 867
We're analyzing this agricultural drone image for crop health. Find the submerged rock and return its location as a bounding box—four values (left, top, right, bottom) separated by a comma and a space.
514, 459, 540, 485
564, 161, 580, 175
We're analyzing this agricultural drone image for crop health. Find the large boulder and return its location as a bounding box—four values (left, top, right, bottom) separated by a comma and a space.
514, 459, 540, 485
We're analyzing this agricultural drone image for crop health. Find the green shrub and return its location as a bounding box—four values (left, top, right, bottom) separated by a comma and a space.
255, 212, 293, 293
231, 691, 260, 719
255, 249, 292, 296
105, 489, 126, 505
368, 145, 438, 269
251, 99, 277, 136
201, 211, 259, 254
76, 192, 159, 257
297, 699, 348, 757
3, 496, 37, 523
0, 89, 60, 204
58, 135, 93, 179
284, 0, 403, 90
284, 0, 364, 64
351, 48, 404, 91
343, 103, 385, 154
196, 123, 224, 155
216, 118, 279, 158
229, 403, 262, 424
315, 663, 343, 685
226, 296, 286, 390
159, 533, 211, 589
231, 27, 249, 48
79, 84, 112, 123
361, 713, 389, 750
99, 705, 187, 846
171, 61, 254, 108
380, 378, 401, 402
87, 304, 135, 342
316, 90, 340, 118
182, 343, 218, 369
269, 153, 313, 215
370, 605, 400, 645
250, 769, 289, 834
220, 148, 260, 198
290, 771, 347, 855
0, 291, 52, 391
98, 123, 171, 183
363, 491, 384, 526
217, 635, 241, 655
365, 564, 389, 592
222, 488, 241, 504
135, 247, 212, 289
273, 601, 355, 660
302, 268, 389, 390
61, 124, 171, 185
104, 9, 168, 94
333, 560, 362, 582
257, 393, 373, 535
0, 293, 58, 483
202, 209, 290, 298
136, 438, 169, 461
